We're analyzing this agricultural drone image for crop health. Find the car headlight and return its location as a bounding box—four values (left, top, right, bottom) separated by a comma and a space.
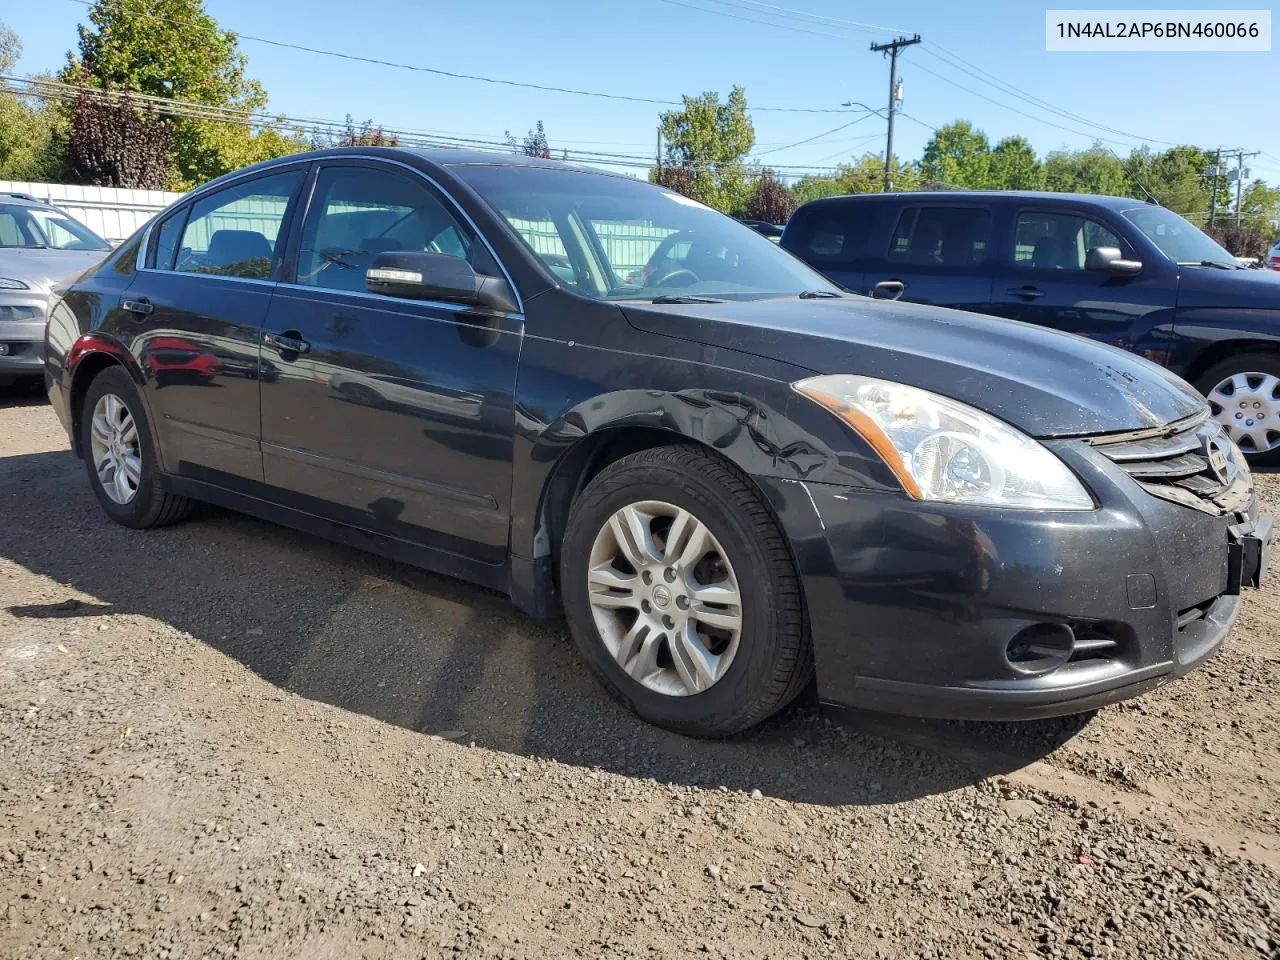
0, 278, 29, 290
792, 374, 1094, 510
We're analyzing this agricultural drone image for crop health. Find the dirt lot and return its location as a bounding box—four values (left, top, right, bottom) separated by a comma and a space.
1, 385, 1277, 960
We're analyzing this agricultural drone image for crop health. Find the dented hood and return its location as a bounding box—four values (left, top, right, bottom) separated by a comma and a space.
621, 295, 1205, 437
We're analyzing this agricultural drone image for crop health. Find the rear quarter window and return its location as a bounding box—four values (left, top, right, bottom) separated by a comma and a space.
887, 205, 992, 267
788, 203, 877, 263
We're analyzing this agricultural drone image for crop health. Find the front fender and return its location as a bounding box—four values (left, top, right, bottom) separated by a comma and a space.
509, 339, 908, 563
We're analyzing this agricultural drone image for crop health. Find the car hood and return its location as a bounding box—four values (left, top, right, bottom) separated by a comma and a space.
1174, 262, 1280, 309
620, 296, 1205, 437
0, 248, 110, 293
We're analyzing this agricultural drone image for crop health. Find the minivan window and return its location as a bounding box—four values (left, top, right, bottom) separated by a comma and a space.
1012, 211, 1123, 270
453, 166, 840, 301
887, 206, 990, 267
1122, 205, 1236, 267
793, 205, 877, 262
175, 171, 300, 280
296, 166, 474, 293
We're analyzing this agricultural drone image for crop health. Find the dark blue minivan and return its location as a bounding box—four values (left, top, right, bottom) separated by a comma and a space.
782, 192, 1280, 464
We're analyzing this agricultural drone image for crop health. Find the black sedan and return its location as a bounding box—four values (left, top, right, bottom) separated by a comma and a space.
44, 147, 1270, 736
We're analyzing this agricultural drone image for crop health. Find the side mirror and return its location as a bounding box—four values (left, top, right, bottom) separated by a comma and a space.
1085, 246, 1142, 276
366, 251, 518, 313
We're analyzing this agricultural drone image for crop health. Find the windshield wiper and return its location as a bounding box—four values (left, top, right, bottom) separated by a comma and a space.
799, 289, 842, 299
650, 295, 726, 304
1178, 260, 1238, 270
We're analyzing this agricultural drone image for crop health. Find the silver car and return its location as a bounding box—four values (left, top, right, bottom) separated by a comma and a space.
0, 194, 113, 388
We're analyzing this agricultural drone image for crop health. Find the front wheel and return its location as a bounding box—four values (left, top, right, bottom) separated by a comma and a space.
560, 445, 811, 737
1195, 353, 1280, 467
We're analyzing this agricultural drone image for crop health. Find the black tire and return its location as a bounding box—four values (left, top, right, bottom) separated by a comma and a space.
1194, 352, 1280, 468
560, 445, 811, 738
80, 365, 193, 529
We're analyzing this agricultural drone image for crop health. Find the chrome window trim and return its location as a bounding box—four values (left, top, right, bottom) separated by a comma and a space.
298, 155, 523, 313
274, 282, 523, 323
134, 220, 155, 272
134, 267, 278, 288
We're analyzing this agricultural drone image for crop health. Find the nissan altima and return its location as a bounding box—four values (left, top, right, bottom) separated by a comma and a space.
44, 148, 1270, 736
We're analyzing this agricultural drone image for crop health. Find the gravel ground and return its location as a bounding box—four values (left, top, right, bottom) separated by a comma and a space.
1, 384, 1277, 959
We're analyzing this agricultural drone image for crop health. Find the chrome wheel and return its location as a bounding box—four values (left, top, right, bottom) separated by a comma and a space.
89, 393, 141, 505
586, 500, 742, 697
1207, 372, 1280, 453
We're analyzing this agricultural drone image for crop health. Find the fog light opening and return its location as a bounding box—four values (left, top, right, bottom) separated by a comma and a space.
1006, 623, 1075, 675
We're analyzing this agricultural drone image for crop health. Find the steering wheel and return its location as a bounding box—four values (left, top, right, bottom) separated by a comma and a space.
648, 266, 700, 288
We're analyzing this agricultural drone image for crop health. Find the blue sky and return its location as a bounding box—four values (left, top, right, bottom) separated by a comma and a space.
8, 0, 1280, 183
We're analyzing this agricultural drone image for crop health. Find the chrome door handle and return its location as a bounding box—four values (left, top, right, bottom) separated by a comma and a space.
263, 331, 311, 355
120, 297, 154, 316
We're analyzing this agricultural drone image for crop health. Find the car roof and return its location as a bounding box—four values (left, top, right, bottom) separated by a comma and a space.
0, 192, 60, 210
798, 190, 1151, 211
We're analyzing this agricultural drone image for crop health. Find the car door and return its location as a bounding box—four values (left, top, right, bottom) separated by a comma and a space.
863, 202, 997, 310
986, 207, 1177, 354
258, 160, 521, 563
129, 166, 307, 484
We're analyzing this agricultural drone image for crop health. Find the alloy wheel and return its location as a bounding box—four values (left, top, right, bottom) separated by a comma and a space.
1207, 372, 1280, 453
89, 393, 142, 505
586, 500, 743, 697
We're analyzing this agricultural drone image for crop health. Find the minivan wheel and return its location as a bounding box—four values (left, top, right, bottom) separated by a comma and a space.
560, 445, 811, 737
80, 366, 193, 528
1196, 353, 1280, 466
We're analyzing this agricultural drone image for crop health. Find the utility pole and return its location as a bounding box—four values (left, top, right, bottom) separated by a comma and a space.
1233, 149, 1261, 226
869, 33, 920, 192
1208, 147, 1222, 227
656, 127, 663, 174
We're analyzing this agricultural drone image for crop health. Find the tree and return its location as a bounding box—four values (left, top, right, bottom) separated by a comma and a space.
746, 170, 793, 223
652, 87, 754, 213
1041, 145, 1131, 196
322, 115, 399, 148
63, 0, 301, 187
507, 120, 551, 159
987, 136, 1042, 190
790, 153, 889, 204
920, 121, 990, 189
1124, 145, 1218, 215
0, 22, 68, 181
65, 87, 173, 188
652, 163, 698, 201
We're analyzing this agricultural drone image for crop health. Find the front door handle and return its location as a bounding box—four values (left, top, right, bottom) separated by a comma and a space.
263, 331, 311, 356
1006, 286, 1045, 299
120, 297, 153, 316
870, 280, 905, 301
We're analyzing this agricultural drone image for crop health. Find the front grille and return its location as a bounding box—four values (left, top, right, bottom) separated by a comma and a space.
1087, 410, 1253, 516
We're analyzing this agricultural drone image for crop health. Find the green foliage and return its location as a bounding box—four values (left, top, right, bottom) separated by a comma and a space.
987, 137, 1042, 190
790, 153, 888, 205
656, 87, 755, 213
920, 121, 990, 188
63, 0, 301, 187
1041, 144, 1131, 196
0, 25, 68, 181
506, 120, 550, 159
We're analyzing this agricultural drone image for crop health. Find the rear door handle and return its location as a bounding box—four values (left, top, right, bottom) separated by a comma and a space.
1006, 286, 1045, 299
263, 331, 311, 356
870, 280, 905, 301
120, 297, 153, 316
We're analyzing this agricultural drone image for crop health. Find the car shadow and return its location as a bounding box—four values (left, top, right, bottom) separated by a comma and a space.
0, 380, 47, 408
0, 447, 1092, 806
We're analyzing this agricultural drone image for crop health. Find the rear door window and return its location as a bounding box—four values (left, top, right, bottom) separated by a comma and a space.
175, 171, 301, 280
792, 204, 878, 263
887, 206, 992, 267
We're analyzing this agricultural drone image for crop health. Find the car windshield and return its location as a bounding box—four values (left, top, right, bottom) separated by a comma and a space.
453, 165, 838, 302
0, 203, 111, 251
1121, 205, 1235, 267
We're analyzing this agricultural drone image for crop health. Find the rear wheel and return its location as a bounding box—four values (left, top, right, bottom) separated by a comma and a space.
560, 445, 811, 737
80, 366, 192, 528
1195, 353, 1280, 467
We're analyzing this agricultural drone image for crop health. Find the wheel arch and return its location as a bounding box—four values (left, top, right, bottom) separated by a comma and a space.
66, 337, 151, 459
1183, 338, 1280, 389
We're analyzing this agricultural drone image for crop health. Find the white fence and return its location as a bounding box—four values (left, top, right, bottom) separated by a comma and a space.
0, 181, 182, 244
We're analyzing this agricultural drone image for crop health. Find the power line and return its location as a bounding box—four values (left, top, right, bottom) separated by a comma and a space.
58, 0, 863, 114
751, 112, 875, 158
